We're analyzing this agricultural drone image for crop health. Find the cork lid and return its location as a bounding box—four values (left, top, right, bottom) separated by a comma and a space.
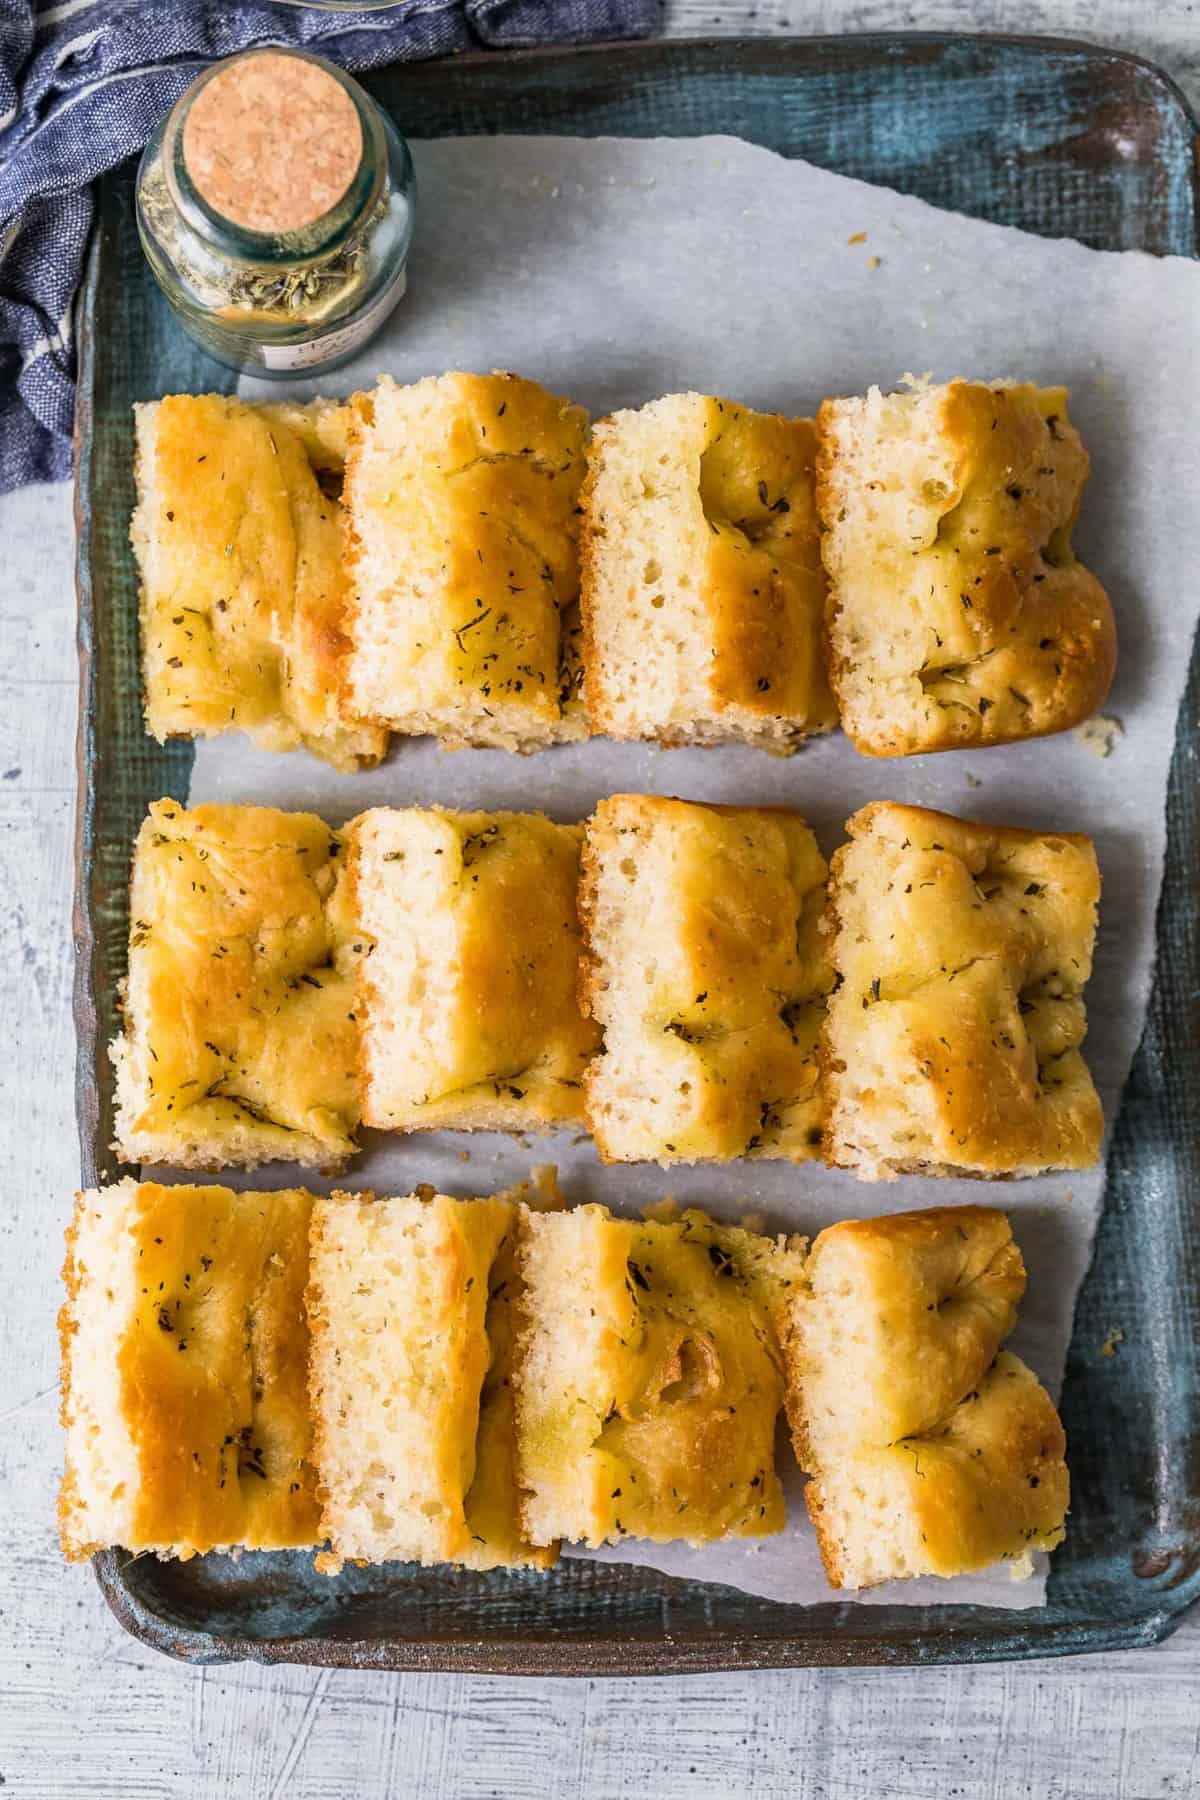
182, 51, 364, 236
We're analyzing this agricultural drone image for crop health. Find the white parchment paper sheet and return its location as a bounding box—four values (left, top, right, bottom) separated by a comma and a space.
180, 136, 1200, 1607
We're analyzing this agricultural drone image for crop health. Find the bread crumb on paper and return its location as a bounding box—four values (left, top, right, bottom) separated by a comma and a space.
847, 231, 867, 245
1076, 714, 1124, 758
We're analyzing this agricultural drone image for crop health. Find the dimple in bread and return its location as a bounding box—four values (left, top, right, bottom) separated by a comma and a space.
342, 372, 590, 750
514, 1204, 805, 1548
579, 795, 832, 1164
778, 1206, 1069, 1590
347, 806, 598, 1135
816, 377, 1116, 755
132, 393, 386, 772
110, 800, 363, 1171
59, 1180, 319, 1560
307, 1186, 557, 1572
824, 801, 1103, 1180
580, 393, 837, 749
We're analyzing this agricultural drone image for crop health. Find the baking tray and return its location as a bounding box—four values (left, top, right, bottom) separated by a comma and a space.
73, 33, 1200, 1670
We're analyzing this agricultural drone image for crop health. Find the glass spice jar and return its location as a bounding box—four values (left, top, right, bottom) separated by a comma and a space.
135, 47, 415, 377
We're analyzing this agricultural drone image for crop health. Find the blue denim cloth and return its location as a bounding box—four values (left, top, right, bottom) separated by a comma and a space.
0, 0, 659, 490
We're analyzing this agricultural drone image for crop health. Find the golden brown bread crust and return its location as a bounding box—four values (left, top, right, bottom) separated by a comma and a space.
802, 1353, 1068, 1590
60, 1182, 319, 1559
514, 1205, 798, 1546
578, 794, 832, 1163
134, 394, 385, 772
699, 406, 835, 724
342, 372, 589, 745
823, 801, 1103, 1178
111, 800, 362, 1171
348, 807, 598, 1133
580, 396, 837, 745
780, 1205, 1068, 1589
816, 380, 1116, 755
461, 1199, 559, 1571
780, 1207, 1026, 1469
307, 1190, 552, 1571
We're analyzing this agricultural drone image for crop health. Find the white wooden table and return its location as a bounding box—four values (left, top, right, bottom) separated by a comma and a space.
2, 5, 1197, 1794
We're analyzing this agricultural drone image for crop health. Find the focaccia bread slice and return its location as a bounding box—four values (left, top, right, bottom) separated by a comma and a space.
343, 372, 590, 749
514, 1204, 806, 1548
824, 801, 1103, 1179
132, 393, 385, 772
580, 795, 831, 1164
308, 1187, 556, 1572
817, 378, 1116, 755
347, 806, 598, 1134
59, 1179, 318, 1560
110, 800, 362, 1171
778, 1206, 1068, 1589
580, 393, 837, 749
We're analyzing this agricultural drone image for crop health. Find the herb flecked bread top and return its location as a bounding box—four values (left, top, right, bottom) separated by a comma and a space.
823, 800, 1103, 1179
59, 1179, 319, 1560
817, 378, 1116, 756
342, 371, 590, 750
580, 392, 837, 749
778, 1206, 1069, 1589
132, 393, 386, 772
110, 800, 363, 1171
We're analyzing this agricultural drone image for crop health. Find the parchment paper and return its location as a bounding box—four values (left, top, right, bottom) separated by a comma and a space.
179, 136, 1200, 1607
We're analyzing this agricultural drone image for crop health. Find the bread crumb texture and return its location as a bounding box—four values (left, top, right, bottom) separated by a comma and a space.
580, 795, 832, 1164
817, 378, 1115, 755
514, 1204, 806, 1547
343, 372, 590, 749
307, 1189, 554, 1570
580, 393, 836, 748
110, 800, 363, 1171
825, 801, 1103, 1179
348, 806, 598, 1133
59, 1179, 318, 1559
779, 1205, 1068, 1589
133, 394, 384, 772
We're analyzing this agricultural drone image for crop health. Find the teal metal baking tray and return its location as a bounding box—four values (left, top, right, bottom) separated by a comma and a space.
74, 32, 1200, 1669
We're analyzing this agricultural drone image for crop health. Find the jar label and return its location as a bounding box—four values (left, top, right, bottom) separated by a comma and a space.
258, 265, 407, 372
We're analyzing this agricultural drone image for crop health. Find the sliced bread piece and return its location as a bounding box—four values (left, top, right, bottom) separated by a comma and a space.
514, 1204, 805, 1548
342, 372, 590, 749
347, 806, 598, 1134
824, 801, 1103, 1179
778, 1206, 1068, 1590
580, 794, 831, 1164
111, 800, 363, 1171
817, 377, 1116, 755
580, 393, 836, 748
59, 1179, 318, 1560
132, 393, 385, 772
307, 1188, 554, 1571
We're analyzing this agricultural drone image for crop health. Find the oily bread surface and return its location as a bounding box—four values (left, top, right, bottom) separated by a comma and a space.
817, 379, 1116, 755
348, 806, 598, 1133
580, 393, 836, 746
60, 1181, 318, 1559
780, 1206, 1067, 1588
132, 394, 384, 771
824, 801, 1103, 1179
514, 1204, 803, 1547
342, 372, 589, 748
580, 794, 831, 1163
111, 800, 362, 1171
